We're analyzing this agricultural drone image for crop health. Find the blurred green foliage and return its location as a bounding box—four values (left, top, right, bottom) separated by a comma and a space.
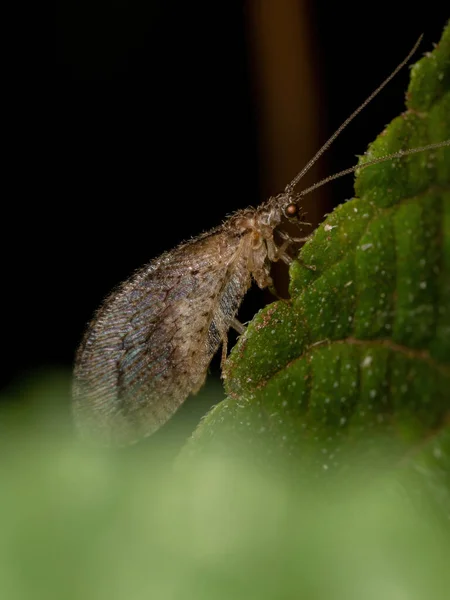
0, 382, 449, 600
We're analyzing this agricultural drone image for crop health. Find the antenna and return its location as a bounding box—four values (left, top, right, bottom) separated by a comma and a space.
295, 140, 450, 200
284, 35, 424, 195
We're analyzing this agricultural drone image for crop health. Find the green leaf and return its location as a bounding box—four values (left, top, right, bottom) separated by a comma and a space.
185, 23, 450, 486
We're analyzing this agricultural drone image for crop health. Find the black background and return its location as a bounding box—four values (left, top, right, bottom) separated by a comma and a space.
5, 3, 449, 401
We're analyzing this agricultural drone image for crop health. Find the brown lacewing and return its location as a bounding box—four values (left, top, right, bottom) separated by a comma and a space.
73, 37, 449, 444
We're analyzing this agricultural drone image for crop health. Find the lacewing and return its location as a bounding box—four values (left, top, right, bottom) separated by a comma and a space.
73, 37, 449, 445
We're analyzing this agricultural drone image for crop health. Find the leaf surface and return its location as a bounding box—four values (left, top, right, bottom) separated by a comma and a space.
186, 24, 450, 490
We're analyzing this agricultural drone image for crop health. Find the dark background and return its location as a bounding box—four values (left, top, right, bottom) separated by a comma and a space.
5, 3, 449, 408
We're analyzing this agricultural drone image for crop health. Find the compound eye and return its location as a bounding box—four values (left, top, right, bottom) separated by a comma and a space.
284, 203, 299, 218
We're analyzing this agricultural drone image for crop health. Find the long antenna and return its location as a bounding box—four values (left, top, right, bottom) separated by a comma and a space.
294, 140, 450, 200
284, 35, 423, 195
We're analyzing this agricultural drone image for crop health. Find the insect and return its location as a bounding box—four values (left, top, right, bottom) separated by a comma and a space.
73, 37, 449, 445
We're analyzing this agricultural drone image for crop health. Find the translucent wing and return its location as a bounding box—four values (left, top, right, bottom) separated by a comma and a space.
73, 226, 252, 444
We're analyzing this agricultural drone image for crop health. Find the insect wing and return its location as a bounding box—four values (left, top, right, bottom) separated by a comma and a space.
73, 227, 249, 444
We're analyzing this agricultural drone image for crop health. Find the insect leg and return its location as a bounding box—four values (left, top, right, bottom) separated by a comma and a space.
221, 335, 228, 367
277, 229, 311, 244
231, 318, 246, 335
